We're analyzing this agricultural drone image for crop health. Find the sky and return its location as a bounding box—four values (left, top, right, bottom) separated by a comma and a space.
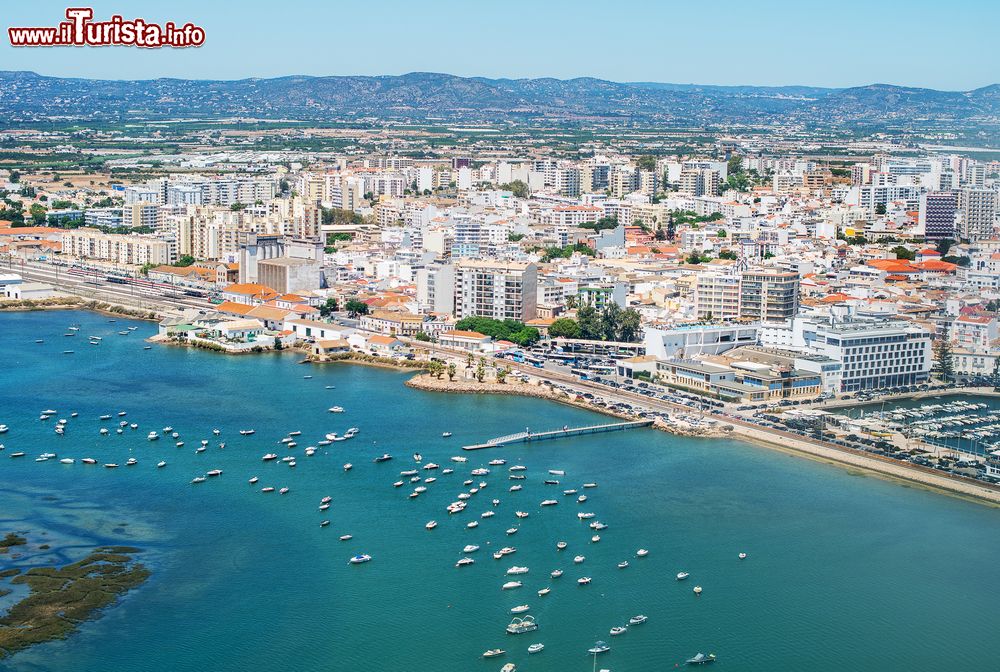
2, 0, 998, 90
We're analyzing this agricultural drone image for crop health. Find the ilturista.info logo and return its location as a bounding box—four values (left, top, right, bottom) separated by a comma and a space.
8, 7, 205, 48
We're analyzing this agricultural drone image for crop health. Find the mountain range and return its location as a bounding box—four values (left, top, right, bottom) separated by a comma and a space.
2, 70, 999, 128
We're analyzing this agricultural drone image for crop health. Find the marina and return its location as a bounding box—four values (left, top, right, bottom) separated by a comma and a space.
2, 310, 1000, 672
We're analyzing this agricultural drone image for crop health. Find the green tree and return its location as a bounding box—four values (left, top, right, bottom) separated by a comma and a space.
936, 238, 954, 255
719, 250, 738, 260
344, 299, 369, 317
942, 255, 971, 267
891, 245, 915, 261
475, 357, 486, 383
230, 202, 246, 211
576, 304, 602, 340
933, 338, 955, 383
427, 360, 445, 379
548, 317, 580, 339
9, 170, 19, 183
501, 180, 529, 198
875, 203, 887, 215
496, 365, 510, 384
447, 363, 457, 381
414, 331, 431, 342
319, 297, 339, 317
636, 155, 657, 171
176, 255, 196, 267
617, 308, 642, 343
508, 233, 525, 242
29, 203, 47, 225
717, 229, 727, 238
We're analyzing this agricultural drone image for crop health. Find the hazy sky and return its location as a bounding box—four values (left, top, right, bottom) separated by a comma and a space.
2, 0, 997, 89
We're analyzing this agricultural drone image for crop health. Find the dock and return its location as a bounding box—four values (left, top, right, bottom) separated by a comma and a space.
463, 420, 653, 450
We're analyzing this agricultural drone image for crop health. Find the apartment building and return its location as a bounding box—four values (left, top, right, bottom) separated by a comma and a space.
61, 228, 171, 266
958, 188, 997, 241
739, 270, 800, 322
454, 260, 538, 322
919, 191, 958, 241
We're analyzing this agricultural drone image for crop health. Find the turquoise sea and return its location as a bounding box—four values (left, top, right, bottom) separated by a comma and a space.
2, 310, 1000, 672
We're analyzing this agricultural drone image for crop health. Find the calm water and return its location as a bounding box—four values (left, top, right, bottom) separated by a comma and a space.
2, 310, 1000, 672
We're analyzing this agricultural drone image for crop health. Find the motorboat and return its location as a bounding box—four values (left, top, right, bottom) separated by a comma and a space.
471, 467, 489, 476
81, 458, 97, 464
676, 572, 690, 581
99, 415, 112, 420
577, 495, 587, 503
527, 643, 544, 654
401, 469, 418, 477
344, 463, 353, 471
489, 459, 506, 466
425, 521, 438, 530
147, 431, 159, 441
739, 552, 748, 560
239, 429, 255, 435
610, 626, 627, 636
543, 480, 559, 485
423, 462, 439, 470
374, 454, 393, 463
509, 474, 525, 481
590, 522, 608, 530
319, 503, 331, 511
320, 520, 330, 527
505, 615, 537, 634
506, 528, 518, 536
563, 489, 577, 495
628, 615, 648, 625
393, 480, 404, 487
617, 561, 629, 569
500, 664, 516, 672
540, 499, 558, 506
442, 468, 453, 474
537, 588, 551, 596
261, 486, 275, 493
450, 456, 467, 463
191, 476, 207, 483
278, 487, 289, 494
328, 406, 345, 413
339, 535, 353, 541
501, 581, 523, 590
573, 555, 585, 564
515, 511, 529, 519
582, 482, 597, 488
349, 554, 372, 564
100, 428, 109, 435
636, 548, 649, 557
693, 586, 703, 595
249, 476, 259, 484
442, 432, 453, 437
509, 485, 522, 492
577, 512, 595, 519
466, 521, 478, 529
587, 641, 610, 655
482, 649, 505, 658
493, 547, 516, 559
10, 452, 26, 458
556, 541, 567, 550
548, 469, 565, 476
591, 535, 601, 543
509, 465, 526, 472
463, 544, 480, 553
157, 461, 167, 468
685, 653, 716, 665
481, 511, 495, 518
126, 458, 137, 466
510, 604, 530, 614
207, 469, 222, 477
0, 425, 7, 434
550, 569, 563, 578
456, 557, 475, 567
506, 566, 529, 575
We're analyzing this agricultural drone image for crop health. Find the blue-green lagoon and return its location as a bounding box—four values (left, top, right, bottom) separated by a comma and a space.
2, 310, 1000, 671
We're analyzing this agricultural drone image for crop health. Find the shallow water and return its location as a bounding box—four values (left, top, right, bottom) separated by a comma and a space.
1, 310, 999, 672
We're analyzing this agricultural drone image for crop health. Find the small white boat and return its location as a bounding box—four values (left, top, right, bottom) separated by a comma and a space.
582, 482, 597, 488
610, 626, 627, 636
157, 461, 167, 468
617, 561, 629, 569
423, 462, 439, 470
537, 588, 551, 596
450, 456, 467, 463
10, 452, 26, 458
206, 469, 222, 477
510, 604, 530, 614
393, 480, 404, 487
339, 535, 353, 541
425, 521, 438, 530
636, 548, 649, 557
550, 569, 563, 578
481, 511, 495, 518
501, 581, 522, 590
319, 503, 331, 511
509, 465, 526, 472
278, 487, 289, 494
456, 557, 475, 567
591, 535, 601, 543
677, 572, 690, 581
573, 555, 585, 564
249, 476, 259, 484
739, 552, 748, 560
100, 428, 109, 435
0, 425, 7, 434
509, 485, 522, 492
548, 469, 565, 476
262, 453, 278, 461
506, 528, 518, 536
261, 487, 275, 493
489, 459, 506, 466
349, 554, 372, 564
328, 406, 345, 413
344, 463, 353, 471
320, 520, 330, 527
506, 566, 529, 575
629, 615, 648, 625
693, 585, 703, 595
191, 476, 207, 484
482, 649, 505, 658
494, 547, 516, 559
213, 428, 221, 435
563, 489, 577, 495
577, 577, 592, 585
466, 521, 479, 529
577, 512, 595, 519
82, 458, 97, 464
540, 499, 558, 507
528, 643, 544, 654
556, 541, 567, 550
442, 432, 452, 437
239, 429, 255, 435
577, 495, 587, 503
126, 458, 137, 466
463, 544, 480, 553
515, 511, 529, 519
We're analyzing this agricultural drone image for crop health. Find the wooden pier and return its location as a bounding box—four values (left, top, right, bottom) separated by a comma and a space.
463, 420, 653, 450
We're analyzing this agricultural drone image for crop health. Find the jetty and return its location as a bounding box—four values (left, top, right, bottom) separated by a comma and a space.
463, 420, 653, 450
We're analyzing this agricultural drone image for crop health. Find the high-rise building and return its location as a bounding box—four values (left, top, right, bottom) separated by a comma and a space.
958, 188, 997, 241
454, 260, 538, 322
739, 271, 800, 322
919, 191, 958, 241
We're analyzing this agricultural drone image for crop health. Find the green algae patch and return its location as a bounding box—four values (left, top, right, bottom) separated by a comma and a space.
0, 544, 150, 659
0, 535, 27, 553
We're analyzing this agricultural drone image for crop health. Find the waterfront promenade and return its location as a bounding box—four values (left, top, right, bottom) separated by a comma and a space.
463, 419, 653, 450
